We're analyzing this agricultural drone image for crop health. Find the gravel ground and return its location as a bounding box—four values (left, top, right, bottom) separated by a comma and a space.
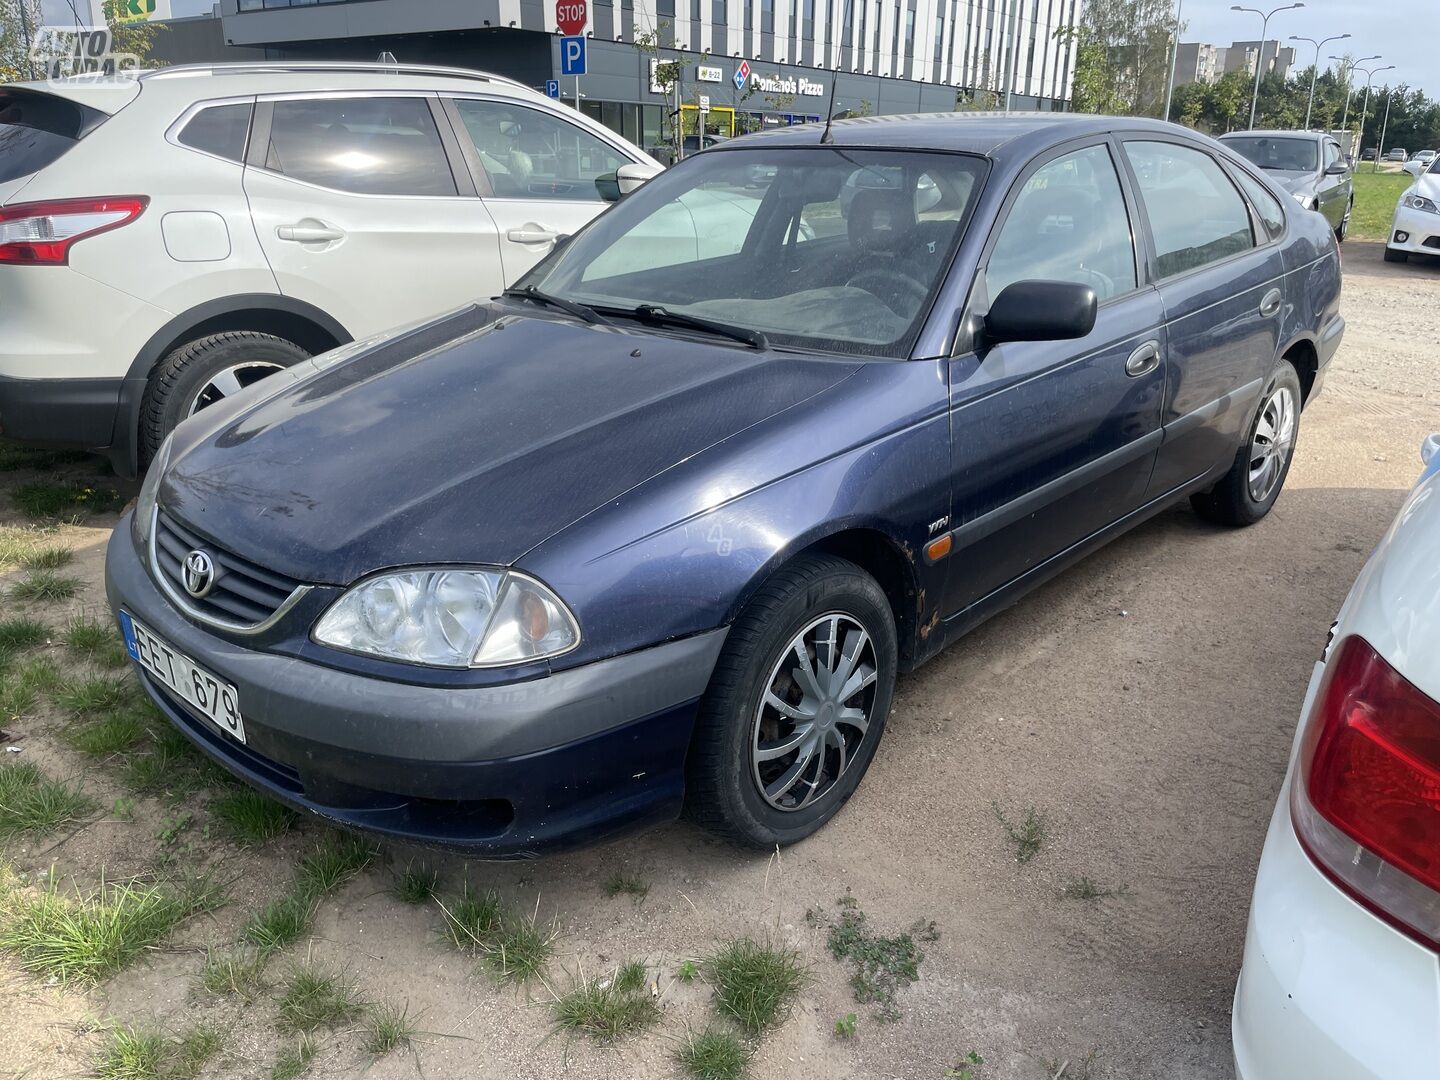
1, 242, 1437, 1080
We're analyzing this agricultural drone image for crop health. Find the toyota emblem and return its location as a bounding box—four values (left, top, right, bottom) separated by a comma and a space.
183, 550, 216, 599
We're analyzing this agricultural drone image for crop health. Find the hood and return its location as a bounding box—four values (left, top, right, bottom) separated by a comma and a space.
1267, 171, 1314, 195
160, 309, 858, 584
1414, 173, 1440, 201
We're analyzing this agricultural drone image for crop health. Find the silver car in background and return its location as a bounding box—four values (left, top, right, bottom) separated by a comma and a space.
1220, 130, 1354, 241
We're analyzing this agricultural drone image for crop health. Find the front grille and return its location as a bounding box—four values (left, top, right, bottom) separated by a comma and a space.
154, 510, 304, 627
1424, 236, 1440, 250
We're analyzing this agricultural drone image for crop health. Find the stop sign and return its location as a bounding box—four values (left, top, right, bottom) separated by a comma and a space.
556, 0, 587, 36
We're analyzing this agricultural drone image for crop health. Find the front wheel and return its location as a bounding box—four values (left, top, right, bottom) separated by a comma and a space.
1335, 199, 1352, 242
1191, 360, 1301, 527
685, 554, 897, 848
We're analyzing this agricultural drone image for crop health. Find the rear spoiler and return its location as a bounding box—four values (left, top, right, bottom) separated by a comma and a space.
10, 78, 141, 120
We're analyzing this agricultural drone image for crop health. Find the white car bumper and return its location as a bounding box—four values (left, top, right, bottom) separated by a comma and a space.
1386, 202, 1440, 255
1232, 665, 1440, 1080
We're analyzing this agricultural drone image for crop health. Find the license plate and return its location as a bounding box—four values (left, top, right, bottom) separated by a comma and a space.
119, 611, 245, 745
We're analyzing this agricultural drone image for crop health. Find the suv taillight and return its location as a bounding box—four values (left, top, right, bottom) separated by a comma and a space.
0, 196, 149, 265
1293, 635, 1440, 949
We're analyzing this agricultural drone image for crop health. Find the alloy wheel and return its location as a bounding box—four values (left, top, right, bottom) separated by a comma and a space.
751, 613, 878, 812
186, 361, 287, 417
1248, 385, 1296, 503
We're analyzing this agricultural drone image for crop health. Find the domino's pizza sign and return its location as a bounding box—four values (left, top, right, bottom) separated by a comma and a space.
733, 60, 750, 91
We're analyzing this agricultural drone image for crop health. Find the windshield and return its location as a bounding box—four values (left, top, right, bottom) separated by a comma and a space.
1222, 136, 1318, 173
525, 147, 987, 358
0, 89, 105, 185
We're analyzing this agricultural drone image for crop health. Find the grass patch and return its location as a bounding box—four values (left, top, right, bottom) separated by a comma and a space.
277, 960, 364, 1033
364, 1000, 417, 1056
20, 546, 73, 572
66, 710, 148, 756
0, 657, 63, 722
171, 1025, 223, 1080
211, 789, 296, 847
12, 479, 121, 521
0, 525, 61, 571
677, 1026, 751, 1080
0, 874, 209, 983
9, 570, 83, 603
1060, 876, 1127, 901
825, 894, 937, 1022
0, 760, 94, 842
0, 617, 49, 652
393, 863, 439, 905
551, 961, 659, 1043
603, 871, 650, 901
202, 946, 268, 1000
64, 616, 130, 669
244, 890, 316, 956
92, 1025, 165, 1080
992, 802, 1046, 864
705, 938, 806, 1036
834, 1012, 857, 1038
437, 884, 554, 983
270, 1033, 317, 1080
1350, 171, 1414, 240
297, 832, 376, 896
54, 675, 134, 719
0, 444, 89, 472
124, 724, 219, 797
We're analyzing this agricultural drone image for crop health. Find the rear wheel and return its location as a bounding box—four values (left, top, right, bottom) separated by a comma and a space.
1191, 360, 1301, 527
685, 554, 897, 848
1384, 246, 1409, 263
140, 332, 310, 465
1335, 199, 1352, 242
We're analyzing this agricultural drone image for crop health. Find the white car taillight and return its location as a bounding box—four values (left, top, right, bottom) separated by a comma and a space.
0, 196, 149, 265
1292, 634, 1440, 950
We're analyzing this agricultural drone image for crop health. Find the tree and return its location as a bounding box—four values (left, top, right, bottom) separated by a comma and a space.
634, 24, 689, 162
0, 0, 42, 83
1056, 0, 1177, 118
104, 0, 167, 69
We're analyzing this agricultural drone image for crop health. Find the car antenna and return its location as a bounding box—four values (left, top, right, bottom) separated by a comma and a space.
820, 0, 852, 144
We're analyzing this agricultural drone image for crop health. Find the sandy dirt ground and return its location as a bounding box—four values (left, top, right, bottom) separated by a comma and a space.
1, 241, 1438, 1080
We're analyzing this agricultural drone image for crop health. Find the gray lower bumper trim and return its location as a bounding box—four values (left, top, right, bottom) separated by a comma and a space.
105, 518, 728, 762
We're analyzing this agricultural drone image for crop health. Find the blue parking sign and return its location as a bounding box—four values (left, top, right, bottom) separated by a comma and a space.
545, 79, 560, 98
560, 35, 587, 76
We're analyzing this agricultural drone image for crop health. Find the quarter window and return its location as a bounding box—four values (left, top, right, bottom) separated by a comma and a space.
985, 144, 1137, 304
264, 97, 458, 197
177, 102, 252, 163
1124, 141, 1255, 278
451, 100, 629, 201
1231, 168, 1285, 241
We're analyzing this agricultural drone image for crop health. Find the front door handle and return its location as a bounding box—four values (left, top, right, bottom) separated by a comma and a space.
1125, 339, 1161, 378
507, 226, 560, 245
276, 221, 345, 243
1259, 288, 1283, 318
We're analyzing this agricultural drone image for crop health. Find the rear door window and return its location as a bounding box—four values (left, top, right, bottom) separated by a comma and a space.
0, 90, 106, 184
1123, 140, 1255, 278
264, 97, 458, 196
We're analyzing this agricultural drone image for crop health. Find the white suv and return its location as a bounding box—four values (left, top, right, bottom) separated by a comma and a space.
0, 62, 660, 475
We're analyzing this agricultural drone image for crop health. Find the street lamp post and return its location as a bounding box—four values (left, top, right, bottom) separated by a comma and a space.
1231, 3, 1304, 130
1377, 88, 1395, 172
1162, 0, 1184, 123
1289, 32, 1349, 129
1332, 53, 1379, 139
1354, 64, 1395, 170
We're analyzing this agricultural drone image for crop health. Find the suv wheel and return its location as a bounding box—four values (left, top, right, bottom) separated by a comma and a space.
685, 554, 897, 848
1191, 359, 1302, 526
141, 332, 310, 464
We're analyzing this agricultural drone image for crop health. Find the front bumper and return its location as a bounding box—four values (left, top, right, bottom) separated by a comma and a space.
1232, 666, 1440, 1080
105, 519, 728, 857
1386, 203, 1440, 255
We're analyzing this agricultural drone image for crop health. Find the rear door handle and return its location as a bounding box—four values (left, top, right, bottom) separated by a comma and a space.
1125, 339, 1161, 378
276, 222, 345, 243
1259, 289, 1283, 318
507, 226, 560, 245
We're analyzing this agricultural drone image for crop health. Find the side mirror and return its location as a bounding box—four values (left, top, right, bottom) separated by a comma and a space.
982, 280, 1098, 346
595, 171, 622, 202
1326, 162, 1349, 176
617, 162, 661, 196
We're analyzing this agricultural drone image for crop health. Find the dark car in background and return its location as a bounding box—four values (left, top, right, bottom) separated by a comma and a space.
107, 114, 1346, 857
1220, 130, 1354, 240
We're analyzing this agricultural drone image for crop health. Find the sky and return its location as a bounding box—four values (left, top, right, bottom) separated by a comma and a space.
40, 0, 1440, 100
1172, 0, 1435, 99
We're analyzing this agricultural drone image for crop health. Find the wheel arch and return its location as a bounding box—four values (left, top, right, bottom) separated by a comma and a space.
1279, 334, 1320, 406
110, 295, 352, 477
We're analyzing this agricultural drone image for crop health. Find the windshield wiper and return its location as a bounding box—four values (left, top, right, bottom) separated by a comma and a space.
605, 304, 768, 350
502, 285, 606, 325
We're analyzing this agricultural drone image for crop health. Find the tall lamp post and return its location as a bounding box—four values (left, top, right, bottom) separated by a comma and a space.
1231, 3, 1304, 130
1289, 32, 1349, 129
1354, 63, 1394, 169
1162, 0, 1184, 123
1331, 54, 1379, 139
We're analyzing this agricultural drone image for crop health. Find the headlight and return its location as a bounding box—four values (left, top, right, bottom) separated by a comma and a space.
313, 569, 580, 668
131, 433, 174, 550
1291, 192, 1315, 210
1404, 195, 1440, 214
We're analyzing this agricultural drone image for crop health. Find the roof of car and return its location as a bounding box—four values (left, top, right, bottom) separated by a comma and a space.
1219, 129, 1329, 141
724, 112, 1202, 157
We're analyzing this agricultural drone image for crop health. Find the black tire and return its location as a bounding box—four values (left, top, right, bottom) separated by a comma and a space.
1335, 200, 1352, 242
1383, 246, 1409, 263
685, 553, 898, 848
140, 332, 310, 466
1191, 360, 1303, 527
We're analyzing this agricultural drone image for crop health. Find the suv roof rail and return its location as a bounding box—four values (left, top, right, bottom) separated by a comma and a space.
140, 61, 529, 90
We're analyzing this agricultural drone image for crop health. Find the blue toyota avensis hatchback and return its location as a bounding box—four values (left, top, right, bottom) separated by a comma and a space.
107, 113, 1344, 857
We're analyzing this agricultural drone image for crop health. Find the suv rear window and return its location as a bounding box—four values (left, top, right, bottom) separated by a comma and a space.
0, 90, 106, 185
